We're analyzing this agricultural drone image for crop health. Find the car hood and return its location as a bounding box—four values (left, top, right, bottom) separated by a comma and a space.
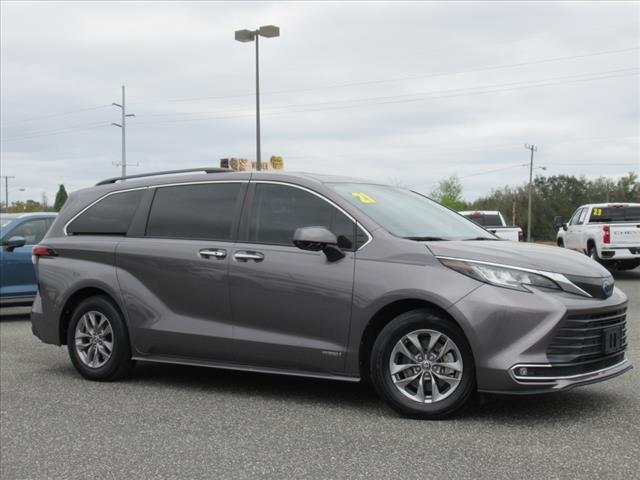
425, 240, 611, 278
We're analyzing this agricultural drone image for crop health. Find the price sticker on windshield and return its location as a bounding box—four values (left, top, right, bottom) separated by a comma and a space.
351, 192, 377, 204
593, 208, 602, 216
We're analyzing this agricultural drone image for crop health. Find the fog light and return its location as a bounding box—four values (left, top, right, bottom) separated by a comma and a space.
518, 367, 528, 376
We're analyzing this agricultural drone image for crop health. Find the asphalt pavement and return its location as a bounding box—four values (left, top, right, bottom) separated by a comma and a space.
1, 270, 639, 479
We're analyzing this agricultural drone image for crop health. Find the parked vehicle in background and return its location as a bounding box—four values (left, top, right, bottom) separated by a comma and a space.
30, 169, 631, 419
459, 210, 523, 241
1, 212, 57, 305
555, 203, 640, 271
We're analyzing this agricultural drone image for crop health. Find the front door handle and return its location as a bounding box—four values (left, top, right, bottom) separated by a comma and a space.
199, 248, 227, 259
234, 251, 265, 262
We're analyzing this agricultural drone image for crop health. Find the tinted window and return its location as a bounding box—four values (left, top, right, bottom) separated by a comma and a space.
463, 214, 502, 227
7, 219, 49, 244
249, 184, 356, 249
589, 206, 640, 223
67, 190, 144, 235
146, 183, 240, 240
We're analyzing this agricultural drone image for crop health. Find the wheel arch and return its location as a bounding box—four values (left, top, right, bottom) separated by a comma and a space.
358, 298, 470, 382
59, 286, 126, 346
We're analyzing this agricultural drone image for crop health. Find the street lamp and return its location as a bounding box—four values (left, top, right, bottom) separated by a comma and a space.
235, 25, 280, 171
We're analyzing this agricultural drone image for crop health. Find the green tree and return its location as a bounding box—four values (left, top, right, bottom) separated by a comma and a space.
430, 174, 466, 210
53, 184, 68, 211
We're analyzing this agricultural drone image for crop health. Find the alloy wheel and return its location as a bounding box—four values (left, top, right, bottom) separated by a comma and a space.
74, 311, 114, 369
389, 329, 463, 404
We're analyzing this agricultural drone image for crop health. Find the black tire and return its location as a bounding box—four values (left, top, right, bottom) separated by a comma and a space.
67, 295, 135, 381
557, 239, 564, 248
370, 309, 475, 419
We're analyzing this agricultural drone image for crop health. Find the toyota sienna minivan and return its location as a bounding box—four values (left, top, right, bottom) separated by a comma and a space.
31, 168, 632, 418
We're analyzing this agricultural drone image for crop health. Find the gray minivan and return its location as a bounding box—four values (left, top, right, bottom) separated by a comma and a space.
31, 168, 631, 418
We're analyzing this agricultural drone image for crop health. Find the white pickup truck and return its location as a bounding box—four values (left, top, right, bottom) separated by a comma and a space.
459, 210, 523, 241
555, 203, 640, 270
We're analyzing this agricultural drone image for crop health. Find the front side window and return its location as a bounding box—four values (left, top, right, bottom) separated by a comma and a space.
146, 183, 241, 240
249, 183, 356, 249
6, 219, 49, 244
330, 183, 493, 240
67, 190, 144, 235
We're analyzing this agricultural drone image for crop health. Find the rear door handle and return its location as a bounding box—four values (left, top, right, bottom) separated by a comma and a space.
199, 248, 227, 259
234, 251, 265, 262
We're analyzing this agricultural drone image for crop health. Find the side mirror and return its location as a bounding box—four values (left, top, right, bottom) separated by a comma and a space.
553, 216, 566, 230
293, 227, 345, 262
3, 236, 26, 252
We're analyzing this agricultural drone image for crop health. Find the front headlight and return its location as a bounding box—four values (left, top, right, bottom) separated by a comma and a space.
439, 258, 561, 292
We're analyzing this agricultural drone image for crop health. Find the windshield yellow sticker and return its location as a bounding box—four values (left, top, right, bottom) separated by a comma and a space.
352, 192, 376, 204
592, 208, 602, 216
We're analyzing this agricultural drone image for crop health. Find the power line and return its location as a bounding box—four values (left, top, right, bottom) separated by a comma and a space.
3, 105, 111, 126
129, 46, 639, 105
132, 67, 639, 121
131, 69, 639, 127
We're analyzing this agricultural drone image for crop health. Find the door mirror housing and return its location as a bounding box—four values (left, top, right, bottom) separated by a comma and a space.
553, 216, 567, 231
293, 227, 345, 262
3, 236, 26, 252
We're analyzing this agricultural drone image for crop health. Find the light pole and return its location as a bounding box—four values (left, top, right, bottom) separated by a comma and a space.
1, 176, 15, 211
235, 25, 280, 171
112, 85, 136, 178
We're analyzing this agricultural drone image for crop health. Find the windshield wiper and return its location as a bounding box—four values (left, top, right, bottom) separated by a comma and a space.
403, 236, 448, 241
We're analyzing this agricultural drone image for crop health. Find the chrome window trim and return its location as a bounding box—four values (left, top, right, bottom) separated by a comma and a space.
63, 180, 248, 236
435, 255, 592, 298
63, 179, 374, 251
250, 180, 373, 251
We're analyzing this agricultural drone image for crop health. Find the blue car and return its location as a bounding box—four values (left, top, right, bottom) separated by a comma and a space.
1, 212, 57, 306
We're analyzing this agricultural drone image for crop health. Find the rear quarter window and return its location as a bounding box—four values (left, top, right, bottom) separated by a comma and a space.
66, 189, 145, 235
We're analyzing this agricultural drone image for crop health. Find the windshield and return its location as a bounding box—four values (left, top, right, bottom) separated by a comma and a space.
588, 206, 640, 223
0, 215, 19, 229
330, 183, 495, 240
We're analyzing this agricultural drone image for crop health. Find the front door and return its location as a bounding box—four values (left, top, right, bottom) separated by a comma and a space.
116, 182, 245, 362
228, 182, 357, 374
1, 218, 51, 298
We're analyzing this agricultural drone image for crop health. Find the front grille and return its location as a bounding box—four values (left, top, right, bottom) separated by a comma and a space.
547, 308, 627, 364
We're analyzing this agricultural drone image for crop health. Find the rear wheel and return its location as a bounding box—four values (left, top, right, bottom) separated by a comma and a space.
370, 309, 475, 419
67, 295, 134, 381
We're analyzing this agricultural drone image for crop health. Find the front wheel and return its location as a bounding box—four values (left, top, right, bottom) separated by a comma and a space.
370, 309, 475, 419
67, 295, 135, 381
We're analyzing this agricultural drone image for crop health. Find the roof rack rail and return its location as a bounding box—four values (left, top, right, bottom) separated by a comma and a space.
95, 167, 232, 186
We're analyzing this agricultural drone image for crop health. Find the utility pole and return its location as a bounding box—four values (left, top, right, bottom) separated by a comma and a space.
1, 175, 15, 211
525, 144, 538, 242
112, 85, 136, 178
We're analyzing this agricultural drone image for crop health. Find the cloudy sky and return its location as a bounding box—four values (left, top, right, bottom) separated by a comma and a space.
1, 1, 638, 204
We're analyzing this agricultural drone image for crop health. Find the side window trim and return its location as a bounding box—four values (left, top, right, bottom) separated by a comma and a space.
239, 180, 372, 251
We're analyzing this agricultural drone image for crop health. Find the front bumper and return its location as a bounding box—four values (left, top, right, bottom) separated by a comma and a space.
448, 283, 632, 394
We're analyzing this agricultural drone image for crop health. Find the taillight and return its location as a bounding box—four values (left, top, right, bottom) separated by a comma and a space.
32, 245, 57, 264
603, 225, 610, 244
518, 230, 524, 242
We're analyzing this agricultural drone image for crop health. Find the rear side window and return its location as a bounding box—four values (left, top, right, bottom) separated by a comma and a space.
249, 183, 356, 249
67, 190, 144, 235
145, 183, 241, 240
589, 206, 640, 223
